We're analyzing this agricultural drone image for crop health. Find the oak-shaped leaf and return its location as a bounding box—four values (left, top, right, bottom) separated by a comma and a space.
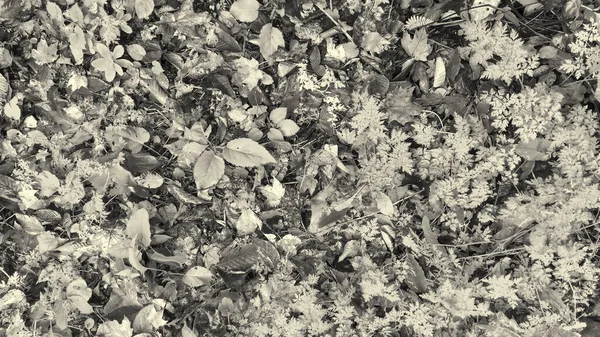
230, 0, 260, 22
182, 266, 213, 287
222, 138, 276, 167
401, 29, 432, 62
259, 24, 284, 59
193, 150, 224, 190
126, 208, 151, 248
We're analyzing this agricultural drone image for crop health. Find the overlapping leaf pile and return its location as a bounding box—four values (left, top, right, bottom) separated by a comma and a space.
1, 0, 600, 336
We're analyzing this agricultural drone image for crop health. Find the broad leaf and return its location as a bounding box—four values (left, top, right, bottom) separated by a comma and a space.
405, 254, 428, 293
4, 96, 20, 120
126, 208, 151, 248
182, 266, 213, 287
470, 0, 501, 21
67, 278, 93, 314
133, 304, 167, 333
235, 209, 262, 236
259, 24, 284, 59
193, 150, 225, 189
222, 138, 277, 167
401, 29, 432, 61
96, 317, 134, 337
37, 171, 60, 197
277, 119, 300, 137
230, 0, 260, 22
259, 178, 285, 207
432, 56, 446, 88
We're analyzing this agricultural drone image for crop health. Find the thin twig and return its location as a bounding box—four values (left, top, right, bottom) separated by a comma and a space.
315, 5, 354, 43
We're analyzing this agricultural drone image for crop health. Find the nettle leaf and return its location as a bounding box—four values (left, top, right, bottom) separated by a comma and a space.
182, 266, 213, 287
259, 24, 284, 59
126, 208, 151, 248
135, 0, 154, 19
222, 138, 277, 167
229, 0, 260, 22
193, 150, 225, 190
401, 29, 432, 62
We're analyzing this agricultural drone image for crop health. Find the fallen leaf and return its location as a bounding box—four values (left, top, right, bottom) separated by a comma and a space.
222, 138, 277, 167
135, 0, 154, 19
259, 24, 284, 59
182, 266, 213, 287
194, 150, 225, 189
401, 29, 432, 61
230, 0, 260, 22
126, 208, 151, 248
